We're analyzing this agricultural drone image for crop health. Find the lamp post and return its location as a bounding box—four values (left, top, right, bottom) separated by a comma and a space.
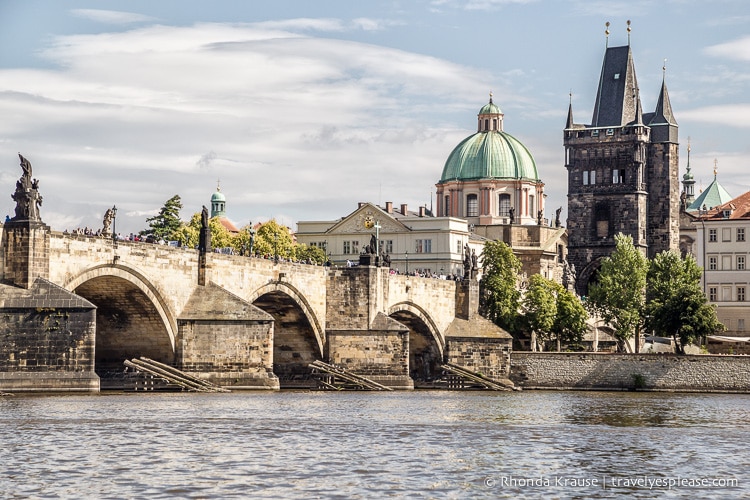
111, 205, 118, 247
248, 228, 255, 256
405, 250, 409, 275
274, 230, 279, 264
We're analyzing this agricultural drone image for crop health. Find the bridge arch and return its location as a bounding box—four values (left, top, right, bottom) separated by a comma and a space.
64, 264, 178, 376
249, 281, 324, 386
388, 302, 444, 385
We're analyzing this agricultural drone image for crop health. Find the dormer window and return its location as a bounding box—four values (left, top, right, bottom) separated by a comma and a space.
614, 73, 620, 80
723, 210, 732, 219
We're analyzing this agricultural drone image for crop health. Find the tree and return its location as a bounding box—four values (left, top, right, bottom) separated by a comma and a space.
479, 240, 522, 334
253, 220, 295, 260
522, 275, 588, 351
295, 244, 326, 265
587, 233, 649, 351
522, 274, 558, 350
645, 250, 724, 354
553, 286, 588, 350
171, 212, 234, 250
144, 195, 182, 240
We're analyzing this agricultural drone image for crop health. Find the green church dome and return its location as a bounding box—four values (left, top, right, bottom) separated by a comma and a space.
479, 101, 501, 115
439, 130, 539, 182
211, 190, 226, 203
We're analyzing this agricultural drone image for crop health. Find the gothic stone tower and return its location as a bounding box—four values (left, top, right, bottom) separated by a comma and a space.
565, 43, 679, 295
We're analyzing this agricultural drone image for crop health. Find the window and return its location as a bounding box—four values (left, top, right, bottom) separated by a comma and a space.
583, 171, 589, 185
708, 256, 717, 270
738, 255, 746, 271
415, 239, 432, 253
709, 287, 717, 301
529, 195, 535, 218
444, 195, 450, 216
499, 194, 511, 217
343, 241, 351, 254
606, 128, 614, 136
591, 129, 599, 137
380, 240, 393, 254
590, 170, 596, 185
739, 287, 746, 302
352, 241, 359, 254
612, 169, 623, 184
709, 229, 717, 242
457, 240, 463, 254
740, 319, 746, 331
738, 228, 746, 242
466, 194, 478, 217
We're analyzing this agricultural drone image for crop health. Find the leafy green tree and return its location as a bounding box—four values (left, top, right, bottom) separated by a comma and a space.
253, 220, 295, 260
144, 195, 183, 239
479, 240, 522, 334
646, 250, 724, 354
171, 212, 233, 250
522, 275, 588, 351
522, 274, 558, 350
587, 233, 649, 351
295, 244, 326, 265
553, 286, 588, 350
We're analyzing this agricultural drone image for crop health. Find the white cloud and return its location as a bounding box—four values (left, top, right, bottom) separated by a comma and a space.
71, 9, 156, 25
679, 104, 750, 128
704, 35, 750, 62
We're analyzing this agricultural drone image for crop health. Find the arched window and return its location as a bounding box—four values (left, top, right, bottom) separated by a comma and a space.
499, 194, 511, 217
444, 195, 450, 216
467, 194, 478, 217
493, 118, 497, 130
484, 119, 489, 130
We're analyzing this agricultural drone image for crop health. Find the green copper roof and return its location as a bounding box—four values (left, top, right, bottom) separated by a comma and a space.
439, 130, 539, 183
688, 177, 733, 212
479, 101, 501, 115
211, 190, 226, 202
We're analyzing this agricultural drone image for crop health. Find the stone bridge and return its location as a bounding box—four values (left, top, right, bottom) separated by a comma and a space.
0, 219, 511, 392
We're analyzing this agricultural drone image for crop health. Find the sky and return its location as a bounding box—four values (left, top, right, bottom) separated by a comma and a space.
1, 0, 749, 235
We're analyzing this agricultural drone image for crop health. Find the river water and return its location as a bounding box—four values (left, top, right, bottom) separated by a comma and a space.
1, 390, 748, 499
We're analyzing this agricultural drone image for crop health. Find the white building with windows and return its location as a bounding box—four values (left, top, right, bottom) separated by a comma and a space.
296, 201, 484, 277
695, 190, 750, 350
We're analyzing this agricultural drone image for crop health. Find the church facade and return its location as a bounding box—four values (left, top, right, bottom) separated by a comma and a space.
565, 40, 680, 295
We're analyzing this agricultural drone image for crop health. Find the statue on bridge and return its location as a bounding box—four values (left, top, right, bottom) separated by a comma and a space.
555, 206, 562, 228
463, 243, 471, 280
102, 207, 115, 237
198, 205, 211, 253
508, 206, 515, 225
10, 154, 43, 222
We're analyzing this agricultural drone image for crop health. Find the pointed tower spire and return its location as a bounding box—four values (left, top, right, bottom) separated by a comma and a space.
649, 59, 678, 142
566, 91, 574, 129
682, 137, 695, 205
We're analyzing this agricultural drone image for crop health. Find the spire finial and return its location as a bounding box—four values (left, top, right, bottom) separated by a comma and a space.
605, 21, 610, 47
663, 58, 667, 77
217, 178, 221, 191
627, 20, 631, 46
569, 90, 572, 105
489, 90, 493, 104
686, 137, 691, 172
714, 158, 718, 178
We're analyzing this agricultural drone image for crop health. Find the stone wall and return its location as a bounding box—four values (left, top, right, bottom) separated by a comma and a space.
446, 337, 512, 380
511, 352, 750, 392
0, 279, 98, 392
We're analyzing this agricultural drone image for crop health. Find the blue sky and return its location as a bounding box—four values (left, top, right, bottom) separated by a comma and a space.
1, 0, 749, 234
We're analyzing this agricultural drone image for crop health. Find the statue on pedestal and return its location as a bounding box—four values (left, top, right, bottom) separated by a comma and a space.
11, 154, 43, 222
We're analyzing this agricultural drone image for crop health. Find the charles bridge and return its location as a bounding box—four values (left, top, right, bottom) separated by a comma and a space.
0, 156, 511, 392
